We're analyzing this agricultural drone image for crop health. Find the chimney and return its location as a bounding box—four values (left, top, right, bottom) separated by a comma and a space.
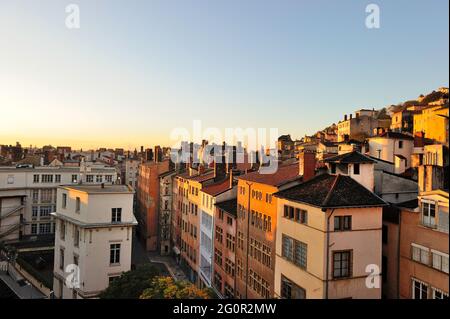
299, 151, 316, 182
198, 164, 205, 175
229, 169, 234, 189
214, 145, 226, 181
344, 114, 348, 121
350, 114, 353, 120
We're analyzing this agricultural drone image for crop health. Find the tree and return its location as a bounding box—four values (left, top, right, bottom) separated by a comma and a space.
140, 276, 214, 299
99, 264, 159, 299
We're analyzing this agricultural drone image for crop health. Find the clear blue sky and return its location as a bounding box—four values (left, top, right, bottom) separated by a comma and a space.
0, 0, 448, 149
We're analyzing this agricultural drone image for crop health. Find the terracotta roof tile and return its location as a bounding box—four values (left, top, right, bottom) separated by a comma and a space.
237, 163, 300, 187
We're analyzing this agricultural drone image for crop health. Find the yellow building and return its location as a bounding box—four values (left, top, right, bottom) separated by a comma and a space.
413, 105, 449, 144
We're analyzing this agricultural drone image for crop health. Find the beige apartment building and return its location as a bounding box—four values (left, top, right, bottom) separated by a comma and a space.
273, 154, 386, 299
52, 184, 136, 299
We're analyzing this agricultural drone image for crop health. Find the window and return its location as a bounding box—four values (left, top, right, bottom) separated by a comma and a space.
105, 175, 113, 183
60, 221, 66, 240
399, 141, 403, 149
110, 244, 121, 265
353, 163, 360, 175
32, 190, 39, 203
86, 175, 94, 183
32, 206, 38, 217
282, 235, 307, 269
55, 174, 61, 183
62, 194, 67, 209
73, 255, 79, 266
112, 208, 122, 223
41, 174, 53, 183
59, 249, 65, 270
71, 175, 78, 183
40, 189, 53, 203
432, 250, 449, 273
214, 248, 223, 266
412, 279, 428, 299
227, 216, 233, 226
74, 228, 80, 248
75, 197, 80, 213
39, 223, 51, 234
40, 206, 52, 217
294, 208, 308, 224
281, 275, 306, 299
334, 216, 352, 231
333, 251, 352, 278
31, 224, 37, 234
411, 244, 430, 265
33, 174, 40, 183
96, 175, 103, 183
422, 202, 436, 228
215, 226, 223, 243
214, 272, 222, 291
226, 233, 235, 252
432, 288, 449, 299
225, 258, 235, 276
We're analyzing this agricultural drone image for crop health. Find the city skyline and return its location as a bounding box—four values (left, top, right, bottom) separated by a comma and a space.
1, 0, 448, 149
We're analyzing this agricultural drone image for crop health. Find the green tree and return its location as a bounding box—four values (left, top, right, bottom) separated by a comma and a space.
140, 276, 214, 299
99, 264, 159, 299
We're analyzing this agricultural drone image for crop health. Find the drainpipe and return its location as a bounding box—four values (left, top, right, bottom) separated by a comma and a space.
325, 208, 336, 299
396, 208, 402, 299
245, 181, 253, 299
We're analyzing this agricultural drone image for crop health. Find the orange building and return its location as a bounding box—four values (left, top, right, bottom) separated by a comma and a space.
213, 198, 238, 298
235, 159, 312, 298
136, 159, 170, 251
398, 189, 449, 299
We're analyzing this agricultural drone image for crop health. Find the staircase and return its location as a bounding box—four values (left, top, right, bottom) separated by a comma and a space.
0, 224, 21, 239
0, 205, 24, 220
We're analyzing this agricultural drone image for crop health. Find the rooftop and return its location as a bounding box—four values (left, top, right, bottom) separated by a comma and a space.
371, 132, 414, 140
59, 184, 133, 194
202, 178, 233, 196
274, 173, 386, 208
215, 198, 237, 217
322, 151, 376, 164
237, 163, 301, 187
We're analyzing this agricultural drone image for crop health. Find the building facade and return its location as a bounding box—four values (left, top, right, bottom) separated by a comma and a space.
52, 184, 136, 299
0, 165, 118, 243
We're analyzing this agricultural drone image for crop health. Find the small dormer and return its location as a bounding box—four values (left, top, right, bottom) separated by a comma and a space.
322, 151, 376, 191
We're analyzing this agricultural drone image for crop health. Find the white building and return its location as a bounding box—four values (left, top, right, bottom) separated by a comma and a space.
124, 159, 140, 189
52, 184, 136, 299
368, 132, 415, 174
198, 176, 236, 288
0, 165, 117, 242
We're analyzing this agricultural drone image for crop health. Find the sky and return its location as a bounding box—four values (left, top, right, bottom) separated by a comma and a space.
0, 0, 448, 150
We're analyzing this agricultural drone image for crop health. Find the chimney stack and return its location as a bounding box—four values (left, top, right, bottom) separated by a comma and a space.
229, 169, 234, 189
344, 114, 348, 121
350, 114, 353, 120
299, 151, 316, 182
